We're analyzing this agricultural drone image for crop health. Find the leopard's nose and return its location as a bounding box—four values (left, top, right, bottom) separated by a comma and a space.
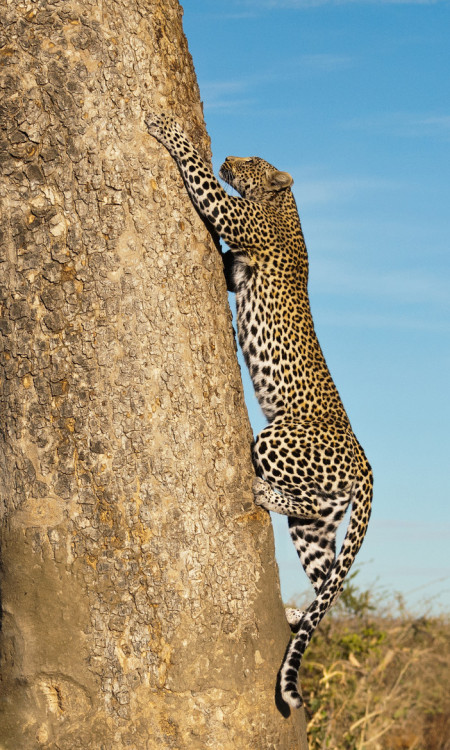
219, 159, 233, 179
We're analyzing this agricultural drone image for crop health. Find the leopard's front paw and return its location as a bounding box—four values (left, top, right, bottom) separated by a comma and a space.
145, 111, 168, 138
144, 111, 182, 144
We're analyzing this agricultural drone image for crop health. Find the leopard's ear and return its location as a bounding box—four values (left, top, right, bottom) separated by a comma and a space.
266, 169, 294, 191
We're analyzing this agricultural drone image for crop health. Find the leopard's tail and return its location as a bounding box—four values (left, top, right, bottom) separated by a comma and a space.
277, 470, 373, 714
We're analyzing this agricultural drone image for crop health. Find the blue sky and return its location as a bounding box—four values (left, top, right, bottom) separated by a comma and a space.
182, 1, 450, 614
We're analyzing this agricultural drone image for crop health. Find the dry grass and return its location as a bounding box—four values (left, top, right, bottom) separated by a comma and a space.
290, 575, 450, 750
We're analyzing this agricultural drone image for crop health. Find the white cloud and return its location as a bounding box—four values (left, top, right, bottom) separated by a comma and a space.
244, 0, 445, 7
200, 78, 258, 112
199, 80, 253, 111
343, 111, 450, 139
371, 520, 450, 541
292, 175, 397, 206
312, 260, 450, 308
297, 53, 353, 72
315, 310, 450, 332
200, 53, 354, 111
204, 97, 258, 113
416, 115, 450, 135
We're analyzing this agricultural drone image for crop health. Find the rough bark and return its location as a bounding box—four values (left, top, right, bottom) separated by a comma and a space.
0, 0, 308, 747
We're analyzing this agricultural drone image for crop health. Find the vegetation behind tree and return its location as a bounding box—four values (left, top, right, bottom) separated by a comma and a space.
295, 574, 450, 749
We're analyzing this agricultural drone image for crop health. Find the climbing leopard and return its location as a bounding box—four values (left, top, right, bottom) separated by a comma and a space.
145, 113, 373, 714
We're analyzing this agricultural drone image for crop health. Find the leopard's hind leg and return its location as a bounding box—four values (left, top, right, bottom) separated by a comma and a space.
252, 417, 355, 628
286, 495, 349, 627
252, 478, 349, 627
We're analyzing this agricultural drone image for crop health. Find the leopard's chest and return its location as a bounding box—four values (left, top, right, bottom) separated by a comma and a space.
234, 264, 304, 420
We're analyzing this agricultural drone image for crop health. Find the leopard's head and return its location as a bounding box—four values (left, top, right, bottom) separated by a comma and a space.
219, 157, 293, 203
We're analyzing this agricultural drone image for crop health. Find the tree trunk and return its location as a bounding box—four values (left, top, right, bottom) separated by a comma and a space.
0, 0, 308, 747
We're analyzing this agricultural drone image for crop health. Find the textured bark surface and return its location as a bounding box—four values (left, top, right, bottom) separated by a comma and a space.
0, 1, 308, 747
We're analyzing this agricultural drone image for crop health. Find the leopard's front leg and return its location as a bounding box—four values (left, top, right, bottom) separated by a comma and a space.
145, 112, 263, 250
145, 113, 228, 228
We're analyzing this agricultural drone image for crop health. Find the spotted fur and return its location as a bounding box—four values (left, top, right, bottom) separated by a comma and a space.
145, 113, 373, 714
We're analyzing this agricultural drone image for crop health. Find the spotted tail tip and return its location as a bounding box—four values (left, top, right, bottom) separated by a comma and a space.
275, 670, 303, 717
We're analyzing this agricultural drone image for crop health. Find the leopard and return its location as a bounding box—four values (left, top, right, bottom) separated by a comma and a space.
145, 112, 373, 715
